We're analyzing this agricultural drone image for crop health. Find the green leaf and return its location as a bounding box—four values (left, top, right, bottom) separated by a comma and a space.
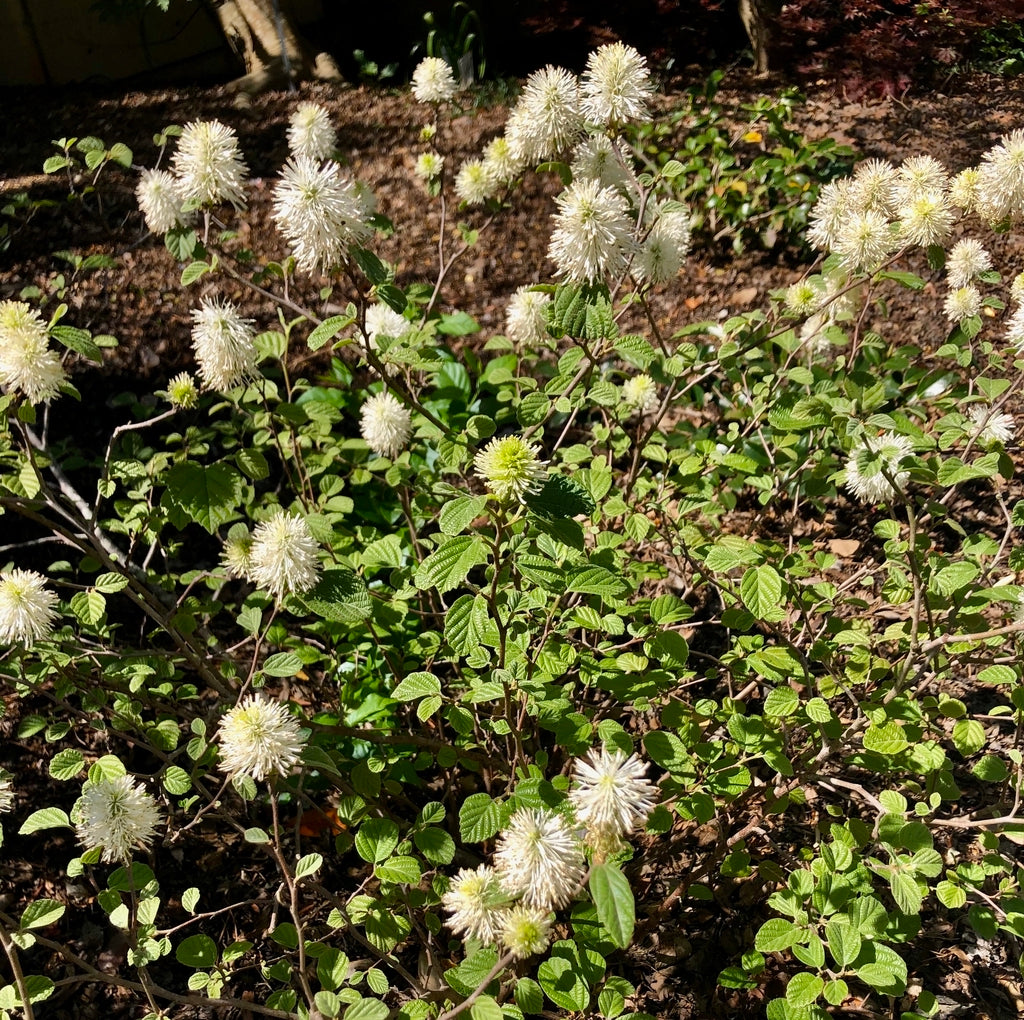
308, 314, 353, 351
413, 827, 456, 865
93, 571, 129, 593
754, 918, 799, 952
176, 933, 218, 968
515, 977, 545, 1014
70, 590, 106, 626
936, 880, 966, 909
740, 565, 786, 622
375, 855, 421, 884
855, 942, 907, 995
862, 721, 909, 755
244, 827, 270, 844
18, 807, 71, 835
445, 595, 489, 655
344, 998, 390, 1020
764, 687, 799, 718
236, 448, 270, 481
439, 495, 489, 536
163, 766, 191, 795
589, 862, 635, 949
459, 793, 502, 843
972, 754, 1008, 782
300, 569, 372, 623
392, 671, 441, 701
785, 972, 823, 1008
565, 565, 629, 600
262, 652, 303, 677
295, 853, 323, 880
180, 261, 210, 286
470, 995, 503, 1020
525, 474, 596, 519
182, 887, 200, 913
538, 956, 590, 1011
889, 872, 922, 915
48, 749, 85, 781
165, 226, 197, 260
355, 818, 400, 863
20, 898, 65, 930
517, 391, 550, 427
52, 324, 102, 363
824, 919, 861, 967
161, 462, 243, 534
952, 719, 986, 756
414, 536, 488, 594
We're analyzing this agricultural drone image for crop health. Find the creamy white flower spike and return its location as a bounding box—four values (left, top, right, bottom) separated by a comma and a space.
621, 374, 659, 416
946, 239, 992, 288
977, 129, 1024, 221
272, 156, 372, 273
441, 864, 510, 944
189, 297, 258, 392
894, 155, 949, 205
481, 135, 522, 185
0, 301, 66, 404
172, 119, 248, 210
493, 807, 586, 911
505, 286, 552, 347
166, 371, 199, 409
498, 904, 554, 959
414, 151, 444, 183
1005, 304, 1024, 349
360, 391, 413, 458
0, 568, 59, 645
569, 135, 637, 197
949, 166, 981, 214
474, 435, 547, 504
807, 179, 854, 252
287, 102, 337, 162
548, 178, 635, 284
943, 285, 982, 324
363, 302, 411, 353
968, 404, 1015, 444
506, 65, 582, 165
570, 748, 658, 844
833, 208, 895, 273
136, 168, 189, 234
221, 530, 254, 580
898, 190, 954, 248
843, 431, 914, 504
580, 42, 653, 126
217, 695, 306, 781
455, 159, 498, 205
849, 158, 900, 218
411, 57, 458, 104
635, 204, 691, 285
75, 774, 161, 863
248, 509, 321, 598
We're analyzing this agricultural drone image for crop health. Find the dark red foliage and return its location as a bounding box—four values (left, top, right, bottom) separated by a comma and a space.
773, 0, 1024, 96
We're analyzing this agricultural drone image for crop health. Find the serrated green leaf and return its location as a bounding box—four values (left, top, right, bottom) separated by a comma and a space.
889, 872, 922, 914
785, 972, 823, 1007
244, 827, 270, 844
295, 853, 323, 880
375, 855, 421, 885
262, 652, 303, 677
740, 564, 786, 622
161, 462, 243, 534
414, 536, 488, 594
48, 749, 84, 781
952, 719, 986, 756
19, 898, 65, 930
862, 721, 909, 755
182, 887, 200, 913
308, 314, 353, 352
470, 994, 503, 1020
824, 919, 861, 966
590, 862, 635, 948
176, 933, 218, 968
755, 917, 799, 952
445, 594, 489, 655
355, 818, 400, 863
392, 671, 441, 701
70, 590, 106, 626
439, 495, 488, 536
93, 571, 129, 593
18, 807, 71, 835
459, 793, 502, 843
538, 956, 590, 1011
300, 569, 371, 623
180, 261, 210, 286
936, 880, 966, 909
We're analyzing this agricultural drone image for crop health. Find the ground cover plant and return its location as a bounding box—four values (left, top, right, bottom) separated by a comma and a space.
2, 42, 1024, 1020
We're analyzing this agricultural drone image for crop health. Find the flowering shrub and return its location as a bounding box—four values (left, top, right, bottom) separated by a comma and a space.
3, 43, 1024, 1020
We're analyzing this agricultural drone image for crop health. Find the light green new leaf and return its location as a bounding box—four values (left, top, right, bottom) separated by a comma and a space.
589, 862, 635, 948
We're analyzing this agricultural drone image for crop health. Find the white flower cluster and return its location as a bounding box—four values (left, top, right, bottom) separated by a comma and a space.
0, 301, 67, 403
220, 508, 321, 600
0, 568, 59, 644
442, 748, 656, 958
75, 773, 161, 863
217, 694, 306, 781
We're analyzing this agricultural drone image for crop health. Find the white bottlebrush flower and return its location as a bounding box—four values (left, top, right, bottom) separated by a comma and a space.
221, 529, 253, 580
946, 239, 992, 288
474, 435, 547, 504
411, 57, 458, 104
785, 278, 824, 316
494, 808, 586, 910
505, 286, 551, 346
498, 905, 554, 959
943, 285, 982, 324
0, 770, 12, 814
0, 300, 67, 403
843, 431, 914, 504
272, 156, 371, 273
136, 168, 189, 234
977, 130, 1024, 221
172, 119, 248, 210
949, 166, 981, 214
360, 391, 412, 458
217, 694, 306, 781
968, 404, 1015, 444
482, 135, 522, 185
248, 509, 321, 598
849, 158, 900, 218
76, 775, 161, 863
362, 302, 412, 359
799, 312, 832, 356
414, 151, 444, 183
580, 42, 654, 126
894, 155, 949, 205
0, 568, 59, 645
506, 65, 582, 165
190, 297, 258, 392
287, 102, 337, 162
833, 208, 895, 272
635, 204, 690, 284
569, 135, 637, 196
548, 178, 635, 284
166, 371, 199, 409
442, 865, 510, 943
897, 190, 954, 248
807, 178, 854, 252
1012, 272, 1024, 305
570, 748, 658, 844
1005, 304, 1024, 349
621, 374, 659, 416
455, 159, 498, 205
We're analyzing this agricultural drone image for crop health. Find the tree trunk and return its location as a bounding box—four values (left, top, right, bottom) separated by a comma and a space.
737, 0, 782, 75
213, 0, 342, 94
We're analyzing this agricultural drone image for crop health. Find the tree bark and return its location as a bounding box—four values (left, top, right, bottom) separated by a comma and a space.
737, 0, 782, 74
213, 0, 342, 94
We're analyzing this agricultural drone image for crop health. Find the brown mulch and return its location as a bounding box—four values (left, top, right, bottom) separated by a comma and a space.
3, 69, 1024, 1020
